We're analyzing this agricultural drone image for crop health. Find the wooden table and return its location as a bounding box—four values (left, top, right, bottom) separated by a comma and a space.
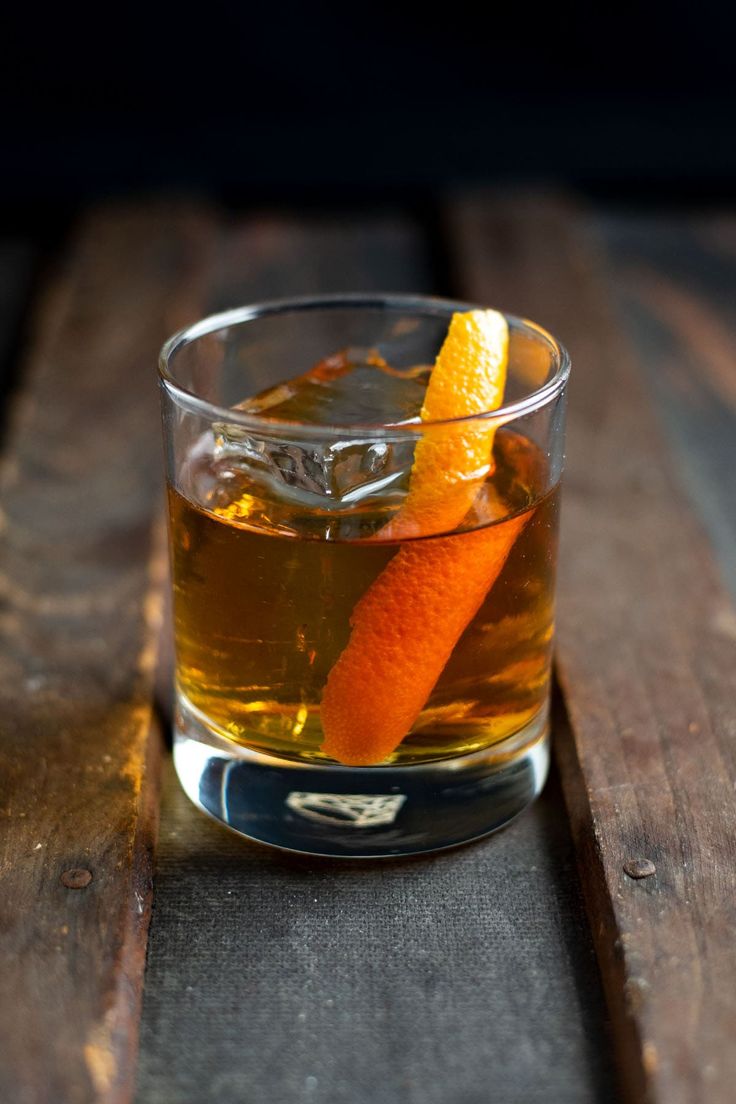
1, 195, 735, 1104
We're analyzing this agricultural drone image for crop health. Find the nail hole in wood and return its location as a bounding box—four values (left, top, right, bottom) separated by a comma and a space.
623, 858, 656, 880
61, 868, 93, 889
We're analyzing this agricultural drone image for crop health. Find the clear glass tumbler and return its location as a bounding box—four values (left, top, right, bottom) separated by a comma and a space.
159, 295, 569, 856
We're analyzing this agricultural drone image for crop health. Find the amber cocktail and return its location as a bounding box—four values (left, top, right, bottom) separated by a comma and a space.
160, 297, 569, 856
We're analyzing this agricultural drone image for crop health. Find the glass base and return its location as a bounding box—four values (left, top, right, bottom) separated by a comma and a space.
173, 701, 550, 858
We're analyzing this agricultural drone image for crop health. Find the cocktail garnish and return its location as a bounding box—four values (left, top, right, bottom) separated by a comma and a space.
321, 310, 531, 766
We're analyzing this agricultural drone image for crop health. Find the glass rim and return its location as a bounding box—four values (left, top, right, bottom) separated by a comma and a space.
158, 293, 571, 440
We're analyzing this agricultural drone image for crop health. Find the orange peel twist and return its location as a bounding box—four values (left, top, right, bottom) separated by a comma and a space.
320, 309, 529, 766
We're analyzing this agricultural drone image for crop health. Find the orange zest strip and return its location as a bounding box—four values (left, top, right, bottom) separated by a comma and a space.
379, 308, 509, 540
321, 309, 529, 766
320, 515, 527, 766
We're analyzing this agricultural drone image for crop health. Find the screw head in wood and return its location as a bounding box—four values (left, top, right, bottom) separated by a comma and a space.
61, 868, 93, 889
623, 858, 656, 880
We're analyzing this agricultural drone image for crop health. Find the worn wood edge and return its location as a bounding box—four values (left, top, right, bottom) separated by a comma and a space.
551, 686, 646, 1102
443, 189, 736, 1104
83, 721, 164, 1102
94, 523, 168, 1104
107, 715, 165, 1104
0, 203, 217, 1104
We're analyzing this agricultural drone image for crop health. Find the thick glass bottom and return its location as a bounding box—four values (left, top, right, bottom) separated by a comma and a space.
173, 699, 550, 858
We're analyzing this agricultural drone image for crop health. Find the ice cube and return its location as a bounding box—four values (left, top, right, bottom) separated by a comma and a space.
236, 347, 429, 426
212, 348, 427, 508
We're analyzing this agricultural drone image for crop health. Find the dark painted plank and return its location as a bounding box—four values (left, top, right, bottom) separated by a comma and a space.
0, 205, 216, 1104
139, 759, 612, 1104
446, 192, 736, 1103
136, 210, 615, 1104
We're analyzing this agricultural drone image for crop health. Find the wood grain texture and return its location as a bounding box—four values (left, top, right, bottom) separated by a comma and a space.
0, 205, 215, 1104
597, 214, 736, 596
136, 210, 615, 1104
446, 192, 736, 1103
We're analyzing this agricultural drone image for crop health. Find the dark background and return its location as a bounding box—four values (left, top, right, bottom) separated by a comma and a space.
3, 0, 736, 216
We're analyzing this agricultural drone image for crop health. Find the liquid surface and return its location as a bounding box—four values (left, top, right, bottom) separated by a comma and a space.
170, 426, 559, 765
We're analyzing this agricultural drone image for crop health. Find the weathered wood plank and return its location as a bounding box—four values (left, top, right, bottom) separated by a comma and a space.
446, 192, 736, 1103
0, 205, 215, 1104
597, 213, 736, 595
136, 210, 615, 1104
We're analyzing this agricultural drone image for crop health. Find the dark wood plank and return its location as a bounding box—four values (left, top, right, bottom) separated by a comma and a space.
138, 759, 613, 1104
596, 213, 736, 595
445, 192, 736, 1104
0, 205, 216, 1104
136, 210, 615, 1104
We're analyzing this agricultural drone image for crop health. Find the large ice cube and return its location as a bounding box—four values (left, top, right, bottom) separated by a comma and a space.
235, 347, 429, 425
213, 348, 428, 507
